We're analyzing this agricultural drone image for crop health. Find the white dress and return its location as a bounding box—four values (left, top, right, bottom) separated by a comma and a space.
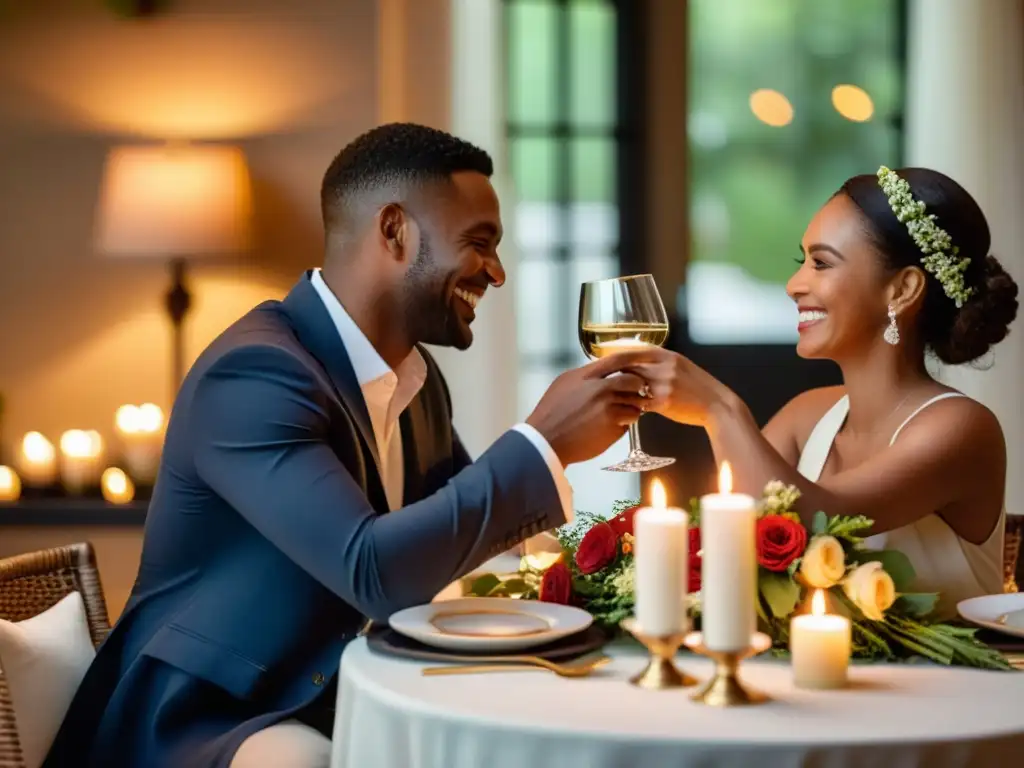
796, 392, 1005, 619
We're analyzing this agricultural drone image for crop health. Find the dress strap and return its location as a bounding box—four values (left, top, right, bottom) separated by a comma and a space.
797, 395, 849, 482
889, 392, 969, 446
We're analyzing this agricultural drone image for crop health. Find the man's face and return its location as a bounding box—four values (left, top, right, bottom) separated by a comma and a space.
401, 171, 506, 349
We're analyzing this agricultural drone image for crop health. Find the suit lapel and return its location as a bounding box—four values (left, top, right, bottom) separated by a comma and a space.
280, 272, 384, 487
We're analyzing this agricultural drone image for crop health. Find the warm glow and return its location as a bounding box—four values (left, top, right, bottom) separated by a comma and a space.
718, 461, 733, 494
95, 144, 252, 259
831, 84, 874, 122
60, 430, 103, 459
650, 478, 667, 509
0, 466, 21, 502
812, 589, 826, 617
749, 89, 794, 127
116, 404, 165, 435
21, 431, 55, 463
101, 467, 135, 504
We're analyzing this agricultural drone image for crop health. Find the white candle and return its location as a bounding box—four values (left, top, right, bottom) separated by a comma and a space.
634, 478, 689, 635
101, 467, 135, 505
114, 403, 165, 484
16, 431, 57, 487
700, 461, 757, 651
790, 589, 851, 689
0, 466, 21, 502
59, 429, 104, 494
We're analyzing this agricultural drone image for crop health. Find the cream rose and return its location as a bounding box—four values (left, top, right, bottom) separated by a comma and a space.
842, 561, 897, 621
799, 535, 846, 588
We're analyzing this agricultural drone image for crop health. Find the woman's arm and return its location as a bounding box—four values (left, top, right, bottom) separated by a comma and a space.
632, 353, 1005, 541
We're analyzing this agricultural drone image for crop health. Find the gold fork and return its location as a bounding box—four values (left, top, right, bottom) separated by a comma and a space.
422, 654, 611, 678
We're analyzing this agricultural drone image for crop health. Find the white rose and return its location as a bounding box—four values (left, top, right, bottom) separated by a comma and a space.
799, 535, 846, 589
842, 561, 897, 621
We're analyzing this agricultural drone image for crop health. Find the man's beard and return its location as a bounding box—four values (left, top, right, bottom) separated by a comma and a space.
403, 233, 470, 349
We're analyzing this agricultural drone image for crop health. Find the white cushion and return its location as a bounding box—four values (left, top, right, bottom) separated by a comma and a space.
0, 591, 96, 768
230, 719, 332, 768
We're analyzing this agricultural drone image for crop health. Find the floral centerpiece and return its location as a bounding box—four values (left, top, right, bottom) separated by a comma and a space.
468, 481, 1011, 670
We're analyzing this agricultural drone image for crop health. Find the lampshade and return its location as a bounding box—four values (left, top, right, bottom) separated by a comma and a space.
95, 143, 252, 258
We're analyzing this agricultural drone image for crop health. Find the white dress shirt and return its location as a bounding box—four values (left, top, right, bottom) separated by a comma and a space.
309, 270, 573, 521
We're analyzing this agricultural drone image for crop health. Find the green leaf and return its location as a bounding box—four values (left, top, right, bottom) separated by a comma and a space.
495, 578, 530, 595
852, 550, 916, 592
760, 572, 801, 618
468, 573, 500, 596
811, 510, 828, 536
894, 593, 939, 618
786, 558, 802, 578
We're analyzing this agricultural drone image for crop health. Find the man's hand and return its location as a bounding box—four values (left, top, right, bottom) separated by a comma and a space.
526, 350, 658, 466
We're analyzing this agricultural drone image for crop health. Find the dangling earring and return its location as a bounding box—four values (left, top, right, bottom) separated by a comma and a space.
883, 304, 900, 346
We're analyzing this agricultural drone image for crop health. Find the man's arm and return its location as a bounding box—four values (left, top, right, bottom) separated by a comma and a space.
190, 345, 563, 622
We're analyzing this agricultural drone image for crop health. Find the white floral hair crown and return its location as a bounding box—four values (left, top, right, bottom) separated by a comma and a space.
876, 166, 973, 307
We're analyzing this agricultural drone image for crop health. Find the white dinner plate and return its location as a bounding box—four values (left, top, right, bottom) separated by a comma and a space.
956, 593, 1024, 639
388, 597, 594, 652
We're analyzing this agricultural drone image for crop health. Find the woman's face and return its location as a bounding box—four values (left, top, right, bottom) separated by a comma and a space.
786, 193, 891, 361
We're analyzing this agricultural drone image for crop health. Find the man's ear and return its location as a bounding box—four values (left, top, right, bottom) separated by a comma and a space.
378, 203, 408, 259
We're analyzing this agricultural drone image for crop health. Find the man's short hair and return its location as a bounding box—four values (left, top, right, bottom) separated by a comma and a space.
320, 123, 493, 229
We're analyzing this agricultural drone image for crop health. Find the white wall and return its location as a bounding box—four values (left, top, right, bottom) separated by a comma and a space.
904, 0, 1024, 515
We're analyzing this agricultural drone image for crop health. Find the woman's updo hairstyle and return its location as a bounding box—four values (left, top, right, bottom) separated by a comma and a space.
839, 167, 1018, 365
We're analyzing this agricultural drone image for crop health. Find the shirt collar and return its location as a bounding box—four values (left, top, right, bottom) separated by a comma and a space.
309, 269, 426, 393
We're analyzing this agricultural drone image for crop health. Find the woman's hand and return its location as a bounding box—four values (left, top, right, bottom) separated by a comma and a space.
625, 348, 737, 427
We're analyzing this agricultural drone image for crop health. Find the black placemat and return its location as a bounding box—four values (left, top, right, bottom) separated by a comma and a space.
366, 624, 609, 664
976, 628, 1024, 653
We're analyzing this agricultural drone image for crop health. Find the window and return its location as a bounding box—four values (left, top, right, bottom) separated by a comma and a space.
685, 0, 905, 344
505, 0, 638, 511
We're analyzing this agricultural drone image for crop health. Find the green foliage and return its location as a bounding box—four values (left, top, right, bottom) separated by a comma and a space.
760, 572, 801, 618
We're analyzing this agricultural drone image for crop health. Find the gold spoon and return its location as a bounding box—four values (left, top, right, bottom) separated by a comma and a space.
422, 654, 611, 678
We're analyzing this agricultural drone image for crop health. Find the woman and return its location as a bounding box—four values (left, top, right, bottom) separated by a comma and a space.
636, 166, 1019, 617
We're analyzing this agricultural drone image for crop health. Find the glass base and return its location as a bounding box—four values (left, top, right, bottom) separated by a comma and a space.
602, 450, 676, 473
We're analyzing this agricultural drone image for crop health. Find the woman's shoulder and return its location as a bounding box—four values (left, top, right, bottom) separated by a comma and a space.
763, 386, 846, 462
895, 390, 1004, 448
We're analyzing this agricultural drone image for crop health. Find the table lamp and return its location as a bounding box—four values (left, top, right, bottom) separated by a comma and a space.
95, 143, 252, 391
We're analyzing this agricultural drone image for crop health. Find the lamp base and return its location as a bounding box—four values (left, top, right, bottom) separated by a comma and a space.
165, 257, 192, 391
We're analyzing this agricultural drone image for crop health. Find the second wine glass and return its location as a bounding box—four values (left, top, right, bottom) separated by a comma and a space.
578, 274, 676, 473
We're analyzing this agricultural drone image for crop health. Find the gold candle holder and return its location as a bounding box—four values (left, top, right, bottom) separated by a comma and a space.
621, 617, 698, 690
684, 631, 772, 706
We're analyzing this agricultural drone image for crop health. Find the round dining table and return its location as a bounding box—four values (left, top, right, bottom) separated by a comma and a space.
329, 639, 1024, 768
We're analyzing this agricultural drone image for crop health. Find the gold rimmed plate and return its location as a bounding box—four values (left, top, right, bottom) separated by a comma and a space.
389, 597, 594, 652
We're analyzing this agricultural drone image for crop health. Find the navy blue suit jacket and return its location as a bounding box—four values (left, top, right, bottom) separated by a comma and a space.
44, 273, 564, 767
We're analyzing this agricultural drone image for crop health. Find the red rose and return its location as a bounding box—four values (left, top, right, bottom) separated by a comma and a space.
608, 505, 641, 538
575, 522, 618, 574
539, 561, 571, 604
756, 515, 808, 572
688, 528, 702, 592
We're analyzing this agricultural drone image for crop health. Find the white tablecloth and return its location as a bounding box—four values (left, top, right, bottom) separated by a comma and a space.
330, 640, 1024, 768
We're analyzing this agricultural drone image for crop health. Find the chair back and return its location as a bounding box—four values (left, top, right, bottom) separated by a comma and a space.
0, 543, 110, 768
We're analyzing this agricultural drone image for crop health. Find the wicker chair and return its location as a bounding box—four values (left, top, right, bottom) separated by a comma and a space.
0, 543, 111, 768
1005, 514, 1023, 594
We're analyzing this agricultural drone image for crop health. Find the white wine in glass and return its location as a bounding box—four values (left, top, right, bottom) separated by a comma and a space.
578, 274, 675, 473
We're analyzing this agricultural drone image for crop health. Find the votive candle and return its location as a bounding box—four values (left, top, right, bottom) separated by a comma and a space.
790, 589, 851, 689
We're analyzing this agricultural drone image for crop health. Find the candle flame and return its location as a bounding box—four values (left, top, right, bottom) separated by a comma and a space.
22, 431, 55, 462
718, 461, 733, 494
812, 589, 826, 617
650, 478, 666, 509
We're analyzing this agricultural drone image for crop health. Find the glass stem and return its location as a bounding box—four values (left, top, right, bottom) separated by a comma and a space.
628, 418, 643, 455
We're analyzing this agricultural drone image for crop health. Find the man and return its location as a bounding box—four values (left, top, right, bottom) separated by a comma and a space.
44, 123, 652, 768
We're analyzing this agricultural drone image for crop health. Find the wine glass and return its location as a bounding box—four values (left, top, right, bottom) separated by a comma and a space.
578, 274, 676, 472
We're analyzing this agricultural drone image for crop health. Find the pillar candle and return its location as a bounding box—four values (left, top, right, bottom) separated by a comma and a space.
114, 403, 165, 484
700, 461, 757, 651
790, 589, 851, 689
0, 466, 21, 502
101, 467, 135, 505
17, 431, 57, 487
60, 430, 104, 494
634, 478, 689, 635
